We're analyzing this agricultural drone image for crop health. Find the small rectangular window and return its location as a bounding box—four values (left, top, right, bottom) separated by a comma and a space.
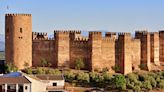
20, 28, 23, 33
53, 83, 57, 86
25, 86, 28, 90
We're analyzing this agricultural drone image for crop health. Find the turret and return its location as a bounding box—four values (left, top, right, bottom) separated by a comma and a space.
54, 30, 70, 68
135, 30, 151, 70
159, 31, 164, 62
89, 31, 102, 71
116, 32, 132, 74
5, 13, 32, 69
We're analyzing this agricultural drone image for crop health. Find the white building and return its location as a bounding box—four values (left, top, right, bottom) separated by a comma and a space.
0, 72, 66, 92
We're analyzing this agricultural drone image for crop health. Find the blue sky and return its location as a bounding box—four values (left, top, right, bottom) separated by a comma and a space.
0, 0, 164, 35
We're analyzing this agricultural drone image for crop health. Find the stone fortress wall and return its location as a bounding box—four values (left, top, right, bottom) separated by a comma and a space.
5, 14, 164, 74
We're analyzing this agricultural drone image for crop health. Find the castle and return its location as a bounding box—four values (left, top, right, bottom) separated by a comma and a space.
5, 13, 164, 74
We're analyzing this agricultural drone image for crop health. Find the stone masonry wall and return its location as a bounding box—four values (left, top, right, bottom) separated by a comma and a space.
32, 39, 56, 67
101, 38, 115, 73
70, 40, 90, 69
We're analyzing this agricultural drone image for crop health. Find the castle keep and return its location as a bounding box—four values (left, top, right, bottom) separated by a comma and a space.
5, 14, 164, 74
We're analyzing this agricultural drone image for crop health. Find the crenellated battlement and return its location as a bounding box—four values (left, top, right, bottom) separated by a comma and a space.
5, 13, 31, 16
89, 31, 102, 35
150, 32, 159, 35
32, 32, 48, 36
118, 32, 131, 36
135, 30, 148, 35
105, 32, 116, 35
69, 30, 81, 34
54, 30, 70, 34
159, 30, 164, 33
74, 37, 89, 41
32, 32, 48, 40
33, 37, 54, 40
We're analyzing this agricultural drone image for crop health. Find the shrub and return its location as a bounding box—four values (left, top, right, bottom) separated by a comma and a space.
112, 65, 120, 72
41, 58, 48, 67
133, 85, 141, 91
46, 69, 61, 75
112, 74, 126, 90
142, 81, 152, 90
102, 72, 112, 81
139, 63, 146, 70
64, 71, 76, 82
75, 58, 85, 70
26, 68, 33, 74
138, 73, 148, 81
126, 73, 138, 82
126, 80, 134, 89
157, 80, 164, 89
5, 63, 18, 73
89, 72, 98, 82
76, 72, 90, 83
35, 67, 46, 74
148, 76, 157, 87
156, 76, 161, 83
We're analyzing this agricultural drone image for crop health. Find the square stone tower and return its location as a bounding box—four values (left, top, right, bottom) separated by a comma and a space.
135, 31, 151, 70
89, 31, 102, 71
54, 31, 70, 68
159, 31, 164, 62
150, 32, 160, 65
116, 32, 132, 75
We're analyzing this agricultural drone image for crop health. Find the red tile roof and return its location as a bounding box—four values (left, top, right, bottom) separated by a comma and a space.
0, 76, 31, 84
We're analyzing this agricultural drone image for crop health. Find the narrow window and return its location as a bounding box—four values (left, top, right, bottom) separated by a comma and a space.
7, 28, 9, 33
25, 86, 28, 90
20, 28, 23, 33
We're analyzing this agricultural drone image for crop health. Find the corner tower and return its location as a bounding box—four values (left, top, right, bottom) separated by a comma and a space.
5, 14, 32, 69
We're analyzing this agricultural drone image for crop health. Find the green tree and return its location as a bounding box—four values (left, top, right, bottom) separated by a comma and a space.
26, 68, 33, 74
41, 58, 48, 67
112, 65, 120, 72
77, 72, 90, 83
5, 63, 18, 73
158, 80, 164, 89
142, 81, 152, 90
112, 74, 126, 90
75, 58, 85, 70
64, 71, 76, 82
139, 63, 146, 70
36, 67, 46, 74
46, 69, 61, 75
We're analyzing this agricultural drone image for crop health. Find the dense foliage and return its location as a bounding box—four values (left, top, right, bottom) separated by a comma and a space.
74, 58, 85, 70
64, 71, 164, 91
22, 66, 164, 91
